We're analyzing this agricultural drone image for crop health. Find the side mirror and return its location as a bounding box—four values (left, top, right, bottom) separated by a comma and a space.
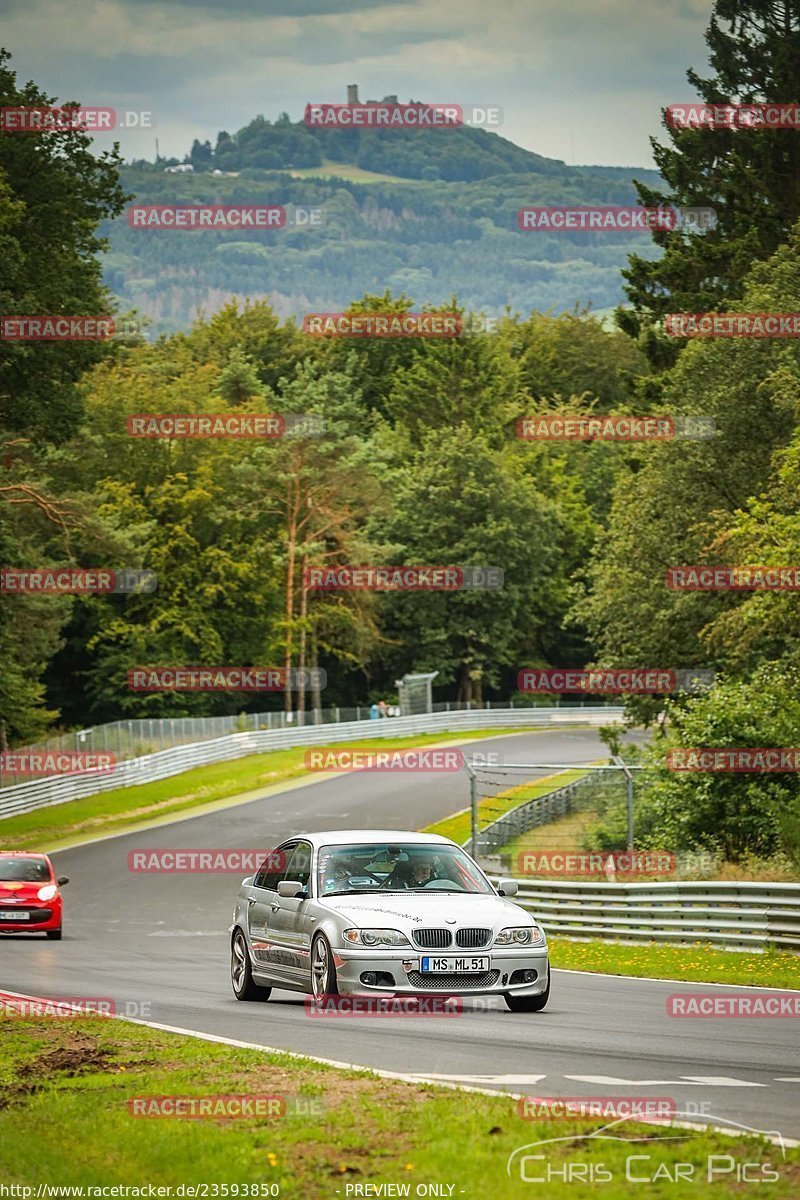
277, 879, 305, 898
57, 876, 69, 887
497, 878, 518, 897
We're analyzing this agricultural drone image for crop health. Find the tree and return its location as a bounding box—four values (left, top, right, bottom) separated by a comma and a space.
0, 48, 128, 443
190, 138, 212, 168
620, 0, 800, 349
0, 48, 127, 743
629, 665, 800, 865
230, 359, 384, 713
577, 223, 800, 721
369, 426, 582, 702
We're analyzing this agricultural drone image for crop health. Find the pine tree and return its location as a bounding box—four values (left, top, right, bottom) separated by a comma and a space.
620, 0, 800, 350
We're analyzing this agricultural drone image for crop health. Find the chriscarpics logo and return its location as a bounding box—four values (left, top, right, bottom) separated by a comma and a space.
506, 1115, 787, 1185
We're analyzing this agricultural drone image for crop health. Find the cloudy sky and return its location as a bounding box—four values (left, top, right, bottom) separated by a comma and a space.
1, 0, 713, 167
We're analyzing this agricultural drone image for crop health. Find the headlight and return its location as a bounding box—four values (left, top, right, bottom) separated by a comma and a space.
494, 925, 544, 946
37, 884, 58, 902
343, 928, 411, 948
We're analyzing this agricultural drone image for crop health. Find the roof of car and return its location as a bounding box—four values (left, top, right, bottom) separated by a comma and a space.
0, 851, 48, 858
288, 830, 456, 848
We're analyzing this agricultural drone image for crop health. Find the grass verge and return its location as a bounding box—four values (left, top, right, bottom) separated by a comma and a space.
0, 1017, 797, 1198
550, 938, 800, 988
423, 767, 593, 845
0, 728, 545, 852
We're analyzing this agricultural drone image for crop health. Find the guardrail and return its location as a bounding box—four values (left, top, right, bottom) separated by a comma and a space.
511, 879, 800, 951
0, 705, 623, 820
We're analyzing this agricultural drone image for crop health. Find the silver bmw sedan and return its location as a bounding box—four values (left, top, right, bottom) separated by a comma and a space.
230, 829, 550, 1012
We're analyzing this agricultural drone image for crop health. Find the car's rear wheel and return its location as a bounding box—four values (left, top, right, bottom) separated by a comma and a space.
231, 929, 271, 1001
311, 934, 338, 999
46, 928, 62, 941
504, 969, 550, 1012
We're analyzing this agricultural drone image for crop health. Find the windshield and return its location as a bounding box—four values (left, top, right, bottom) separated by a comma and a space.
317, 842, 493, 896
0, 858, 50, 883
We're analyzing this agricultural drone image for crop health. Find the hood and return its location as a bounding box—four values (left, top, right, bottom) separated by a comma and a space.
0, 881, 49, 899
321, 890, 532, 930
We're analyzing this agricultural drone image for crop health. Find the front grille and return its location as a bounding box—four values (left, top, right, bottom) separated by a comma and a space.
413, 928, 452, 950
455, 927, 492, 949
408, 970, 500, 990
0, 907, 52, 923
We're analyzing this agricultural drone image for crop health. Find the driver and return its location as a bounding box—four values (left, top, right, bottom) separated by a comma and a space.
390, 851, 436, 889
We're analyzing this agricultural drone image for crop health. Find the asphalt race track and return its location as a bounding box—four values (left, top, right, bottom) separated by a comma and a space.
2, 727, 799, 1140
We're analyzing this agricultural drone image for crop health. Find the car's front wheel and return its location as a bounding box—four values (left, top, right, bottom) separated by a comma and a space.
504, 969, 550, 1012
46, 928, 62, 941
231, 929, 271, 1001
311, 934, 338, 999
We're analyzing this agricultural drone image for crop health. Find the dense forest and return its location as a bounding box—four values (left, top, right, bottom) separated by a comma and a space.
105, 121, 664, 332
3, 0, 800, 867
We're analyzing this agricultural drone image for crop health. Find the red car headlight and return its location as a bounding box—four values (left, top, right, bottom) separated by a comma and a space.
37, 884, 58, 902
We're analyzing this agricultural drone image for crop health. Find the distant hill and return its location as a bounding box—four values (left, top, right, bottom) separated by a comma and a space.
183, 104, 624, 182
104, 106, 664, 335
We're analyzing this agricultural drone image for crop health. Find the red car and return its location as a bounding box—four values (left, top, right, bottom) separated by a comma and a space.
0, 852, 69, 939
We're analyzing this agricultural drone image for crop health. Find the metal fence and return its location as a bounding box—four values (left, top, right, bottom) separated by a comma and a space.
0, 706, 624, 820
511, 879, 800, 951
469, 769, 607, 854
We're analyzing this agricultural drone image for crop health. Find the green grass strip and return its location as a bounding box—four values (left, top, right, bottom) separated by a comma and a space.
549, 938, 800, 989
0, 1017, 796, 1194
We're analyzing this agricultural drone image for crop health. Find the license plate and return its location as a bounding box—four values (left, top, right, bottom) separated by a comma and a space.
420, 956, 489, 973
0, 911, 29, 921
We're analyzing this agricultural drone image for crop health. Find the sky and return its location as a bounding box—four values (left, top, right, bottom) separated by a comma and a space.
0, 0, 714, 167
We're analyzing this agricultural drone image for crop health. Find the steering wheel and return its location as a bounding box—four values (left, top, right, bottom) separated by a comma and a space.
377, 872, 402, 890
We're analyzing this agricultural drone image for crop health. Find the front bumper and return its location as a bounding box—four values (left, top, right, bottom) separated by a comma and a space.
332, 946, 549, 996
0, 902, 60, 933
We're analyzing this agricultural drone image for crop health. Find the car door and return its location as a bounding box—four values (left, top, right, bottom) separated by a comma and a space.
266, 840, 315, 988
247, 843, 296, 983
